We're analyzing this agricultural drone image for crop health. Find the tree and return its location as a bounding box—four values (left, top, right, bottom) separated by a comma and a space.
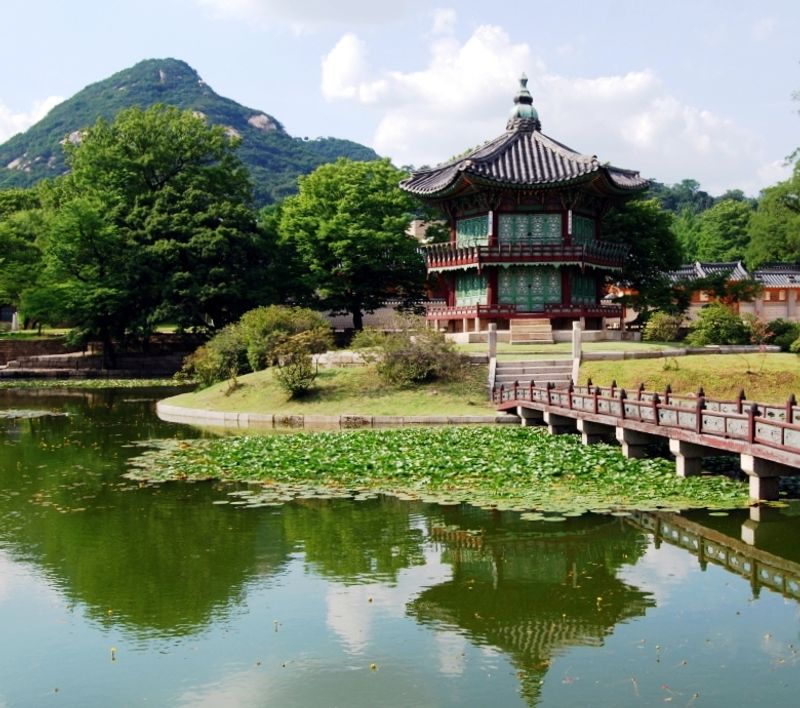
29, 105, 269, 362
672, 207, 701, 261
601, 198, 683, 314
278, 158, 425, 330
694, 199, 753, 262
0, 187, 44, 313
747, 159, 800, 266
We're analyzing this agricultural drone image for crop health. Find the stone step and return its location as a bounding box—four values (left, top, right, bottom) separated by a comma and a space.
509, 319, 554, 344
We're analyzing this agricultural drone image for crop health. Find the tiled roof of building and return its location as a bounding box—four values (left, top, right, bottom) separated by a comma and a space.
666, 261, 750, 284
400, 76, 649, 199
752, 263, 800, 287
667, 261, 800, 288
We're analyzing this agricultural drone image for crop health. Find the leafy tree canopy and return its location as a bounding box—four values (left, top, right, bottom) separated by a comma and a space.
746, 158, 800, 266
27, 105, 271, 363
601, 198, 682, 313
278, 158, 425, 330
694, 199, 753, 262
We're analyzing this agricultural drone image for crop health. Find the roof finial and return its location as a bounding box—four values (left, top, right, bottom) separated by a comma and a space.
507, 73, 541, 132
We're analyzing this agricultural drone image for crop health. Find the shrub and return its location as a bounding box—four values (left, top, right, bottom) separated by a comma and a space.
179, 324, 248, 387
179, 305, 333, 387
374, 316, 465, 386
239, 305, 332, 371
273, 340, 317, 398
741, 314, 773, 346
768, 318, 800, 351
790, 337, 800, 355
642, 312, 683, 342
686, 302, 749, 346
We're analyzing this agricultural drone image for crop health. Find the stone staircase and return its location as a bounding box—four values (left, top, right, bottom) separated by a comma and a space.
509, 319, 554, 344
493, 359, 574, 390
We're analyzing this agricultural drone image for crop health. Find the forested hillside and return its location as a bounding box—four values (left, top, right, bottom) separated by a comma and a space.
0, 58, 379, 206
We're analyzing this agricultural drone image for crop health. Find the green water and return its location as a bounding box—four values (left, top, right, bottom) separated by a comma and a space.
0, 388, 798, 706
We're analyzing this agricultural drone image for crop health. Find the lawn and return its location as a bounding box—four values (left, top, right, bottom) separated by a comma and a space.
579, 352, 800, 403
164, 365, 495, 416
456, 340, 681, 359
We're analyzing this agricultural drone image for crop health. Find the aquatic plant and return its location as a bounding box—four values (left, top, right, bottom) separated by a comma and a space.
128, 427, 750, 514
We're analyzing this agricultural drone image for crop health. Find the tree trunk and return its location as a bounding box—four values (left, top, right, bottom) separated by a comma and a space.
102, 329, 117, 369
351, 307, 364, 331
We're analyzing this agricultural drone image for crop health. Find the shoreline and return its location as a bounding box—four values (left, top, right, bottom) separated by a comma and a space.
156, 401, 519, 430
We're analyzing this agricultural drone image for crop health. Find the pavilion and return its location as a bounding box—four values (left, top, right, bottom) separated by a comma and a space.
400, 75, 648, 342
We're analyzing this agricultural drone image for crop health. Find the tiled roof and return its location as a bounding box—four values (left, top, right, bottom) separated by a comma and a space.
666, 261, 750, 284
753, 263, 800, 287
400, 75, 648, 199
400, 128, 648, 197
667, 261, 800, 288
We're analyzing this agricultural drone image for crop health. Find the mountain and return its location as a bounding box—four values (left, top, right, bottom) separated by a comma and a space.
0, 58, 380, 206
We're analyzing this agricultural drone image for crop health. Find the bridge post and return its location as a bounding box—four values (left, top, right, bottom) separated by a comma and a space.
544, 411, 577, 435
615, 427, 657, 458
577, 419, 614, 445
740, 454, 783, 501
517, 406, 544, 426
668, 439, 707, 477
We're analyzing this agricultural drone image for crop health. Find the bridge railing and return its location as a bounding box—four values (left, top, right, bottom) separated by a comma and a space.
493, 379, 800, 456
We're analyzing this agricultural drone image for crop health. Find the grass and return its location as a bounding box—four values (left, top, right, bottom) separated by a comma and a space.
580, 352, 800, 403
164, 365, 495, 416
456, 340, 681, 359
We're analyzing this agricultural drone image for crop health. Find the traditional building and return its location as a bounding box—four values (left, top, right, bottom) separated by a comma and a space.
668, 261, 800, 322
400, 75, 648, 341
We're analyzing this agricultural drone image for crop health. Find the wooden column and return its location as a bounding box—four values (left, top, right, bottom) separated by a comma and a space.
487, 270, 498, 307
561, 268, 571, 306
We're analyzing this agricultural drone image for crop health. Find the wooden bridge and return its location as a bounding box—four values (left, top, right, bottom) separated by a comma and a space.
493, 380, 800, 501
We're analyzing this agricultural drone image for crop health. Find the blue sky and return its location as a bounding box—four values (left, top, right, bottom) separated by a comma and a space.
1, 0, 798, 195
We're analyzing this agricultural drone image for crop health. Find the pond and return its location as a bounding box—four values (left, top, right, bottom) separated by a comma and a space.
0, 387, 799, 706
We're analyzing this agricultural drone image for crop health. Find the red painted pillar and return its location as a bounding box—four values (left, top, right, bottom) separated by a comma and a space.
487, 270, 498, 306
561, 268, 571, 306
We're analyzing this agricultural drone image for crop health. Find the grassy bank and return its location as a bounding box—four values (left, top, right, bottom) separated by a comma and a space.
127, 426, 750, 514
457, 340, 679, 359
163, 365, 494, 416
580, 352, 800, 402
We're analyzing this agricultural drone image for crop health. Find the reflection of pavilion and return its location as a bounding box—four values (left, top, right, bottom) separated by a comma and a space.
628, 510, 800, 602
408, 513, 654, 705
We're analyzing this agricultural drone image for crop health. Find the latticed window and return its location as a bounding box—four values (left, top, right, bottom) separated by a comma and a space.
455, 272, 488, 305
498, 266, 560, 311
572, 215, 595, 245
498, 214, 561, 245
455, 215, 489, 247
570, 271, 596, 305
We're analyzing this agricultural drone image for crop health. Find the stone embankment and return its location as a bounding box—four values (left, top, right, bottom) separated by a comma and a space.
156, 402, 518, 430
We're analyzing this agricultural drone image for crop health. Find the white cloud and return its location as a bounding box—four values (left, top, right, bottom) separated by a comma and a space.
430, 8, 457, 36
321, 34, 388, 103
0, 95, 62, 144
321, 21, 782, 194
752, 16, 777, 41
193, 0, 419, 32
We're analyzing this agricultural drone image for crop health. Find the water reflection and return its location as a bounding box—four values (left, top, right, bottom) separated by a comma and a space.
1, 389, 800, 706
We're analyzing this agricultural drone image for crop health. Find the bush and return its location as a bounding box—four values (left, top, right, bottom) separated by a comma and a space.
790, 337, 800, 355
741, 314, 772, 346
686, 303, 749, 346
374, 316, 465, 386
180, 305, 333, 387
642, 312, 683, 342
179, 324, 248, 387
768, 318, 800, 351
274, 341, 317, 398
239, 305, 332, 371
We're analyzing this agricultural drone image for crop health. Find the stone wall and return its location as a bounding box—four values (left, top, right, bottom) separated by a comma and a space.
0, 338, 76, 365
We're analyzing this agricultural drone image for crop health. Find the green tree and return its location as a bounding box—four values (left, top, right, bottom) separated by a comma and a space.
279, 158, 425, 330
29, 105, 269, 362
0, 187, 44, 312
672, 207, 701, 261
601, 198, 683, 314
695, 199, 752, 262
746, 160, 800, 266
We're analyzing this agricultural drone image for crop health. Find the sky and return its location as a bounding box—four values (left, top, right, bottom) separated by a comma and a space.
0, 0, 798, 196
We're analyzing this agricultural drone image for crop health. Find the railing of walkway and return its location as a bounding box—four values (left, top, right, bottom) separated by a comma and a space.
493, 379, 800, 456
